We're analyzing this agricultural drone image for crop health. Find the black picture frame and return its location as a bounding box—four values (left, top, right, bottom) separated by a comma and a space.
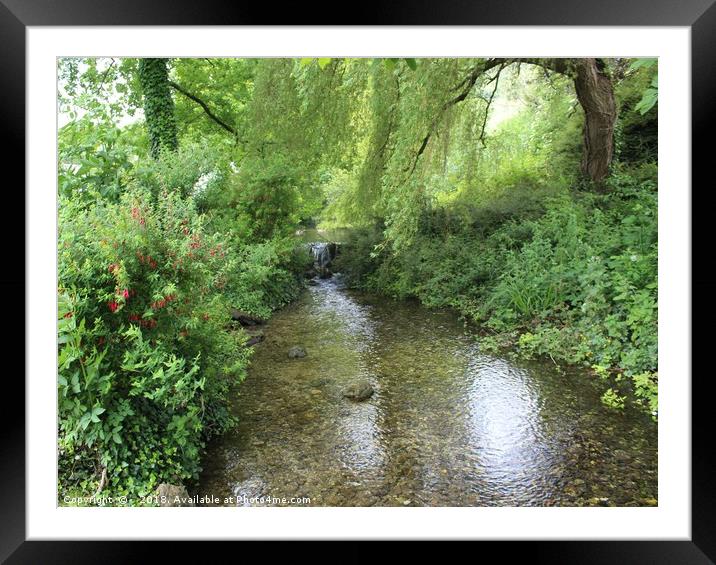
3, 1, 712, 561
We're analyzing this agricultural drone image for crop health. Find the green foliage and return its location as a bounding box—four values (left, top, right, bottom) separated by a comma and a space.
58, 114, 141, 205
57, 57, 314, 500
615, 60, 658, 164
339, 166, 658, 417
138, 58, 178, 158
225, 238, 309, 320
601, 388, 627, 409
331, 225, 385, 287
632, 371, 658, 414
58, 188, 252, 502
56, 55, 660, 501
133, 141, 228, 202
629, 59, 658, 115
171, 58, 255, 145
233, 151, 309, 241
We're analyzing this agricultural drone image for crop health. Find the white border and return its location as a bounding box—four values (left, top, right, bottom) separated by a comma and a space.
27, 26, 690, 540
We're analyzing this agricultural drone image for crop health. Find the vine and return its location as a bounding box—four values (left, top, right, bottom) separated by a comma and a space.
138, 58, 178, 158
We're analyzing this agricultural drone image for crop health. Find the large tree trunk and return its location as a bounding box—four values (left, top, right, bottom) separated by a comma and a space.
138, 58, 178, 159
572, 58, 617, 187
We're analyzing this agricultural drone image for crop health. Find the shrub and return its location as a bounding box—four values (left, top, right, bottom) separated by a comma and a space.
131, 142, 229, 202
331, 225, 384, 288
232, 152, 311, 241
225, 238, 310, 319
58, 188, 248, 502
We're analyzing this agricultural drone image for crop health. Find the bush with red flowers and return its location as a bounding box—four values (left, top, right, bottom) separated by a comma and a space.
58, 188, 250, 501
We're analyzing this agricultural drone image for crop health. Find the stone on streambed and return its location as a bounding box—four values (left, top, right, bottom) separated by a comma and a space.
154, 483, 195, 507
231, 309, 265, 326
343, 380, 374, 401
288, 346, 307, 359
245, 331, 265, 347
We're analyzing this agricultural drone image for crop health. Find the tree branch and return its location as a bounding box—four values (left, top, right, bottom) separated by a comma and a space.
95, 58, 116, 95
168, 80, 237, 137
405, 57, 581, 178
477, 64, 505, 146
408, 59, 506, 175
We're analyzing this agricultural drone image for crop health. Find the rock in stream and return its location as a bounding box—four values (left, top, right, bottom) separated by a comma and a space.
343, 380, 374, 401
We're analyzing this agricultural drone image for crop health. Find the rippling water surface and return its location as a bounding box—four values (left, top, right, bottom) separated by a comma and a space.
196, 277, 657, 506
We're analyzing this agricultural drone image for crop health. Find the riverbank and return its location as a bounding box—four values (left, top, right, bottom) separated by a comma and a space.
333, 170, 658, 418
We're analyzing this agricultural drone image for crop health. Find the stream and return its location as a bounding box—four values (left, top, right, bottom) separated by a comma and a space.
196, 237, 657, 507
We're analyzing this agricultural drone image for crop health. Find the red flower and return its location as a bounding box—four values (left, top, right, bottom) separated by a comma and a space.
122, 289, 130, 299
108, 301, 118, 312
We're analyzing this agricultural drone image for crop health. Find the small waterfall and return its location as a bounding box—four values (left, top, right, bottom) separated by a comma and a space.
308, 242, 338, 278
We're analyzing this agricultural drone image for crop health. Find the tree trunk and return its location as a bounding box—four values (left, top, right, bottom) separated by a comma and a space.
572, 59, 617, 187
138, 58, 178, 159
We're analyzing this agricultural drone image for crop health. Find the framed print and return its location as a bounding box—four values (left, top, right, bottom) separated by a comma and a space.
3, 0, 714, 561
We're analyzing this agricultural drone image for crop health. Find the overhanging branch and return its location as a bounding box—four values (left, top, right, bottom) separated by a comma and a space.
168, 80, 237, 137
407, 59, 506, 176
477, 64, 504, 146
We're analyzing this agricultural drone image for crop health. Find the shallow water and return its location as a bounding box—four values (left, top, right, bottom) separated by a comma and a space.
196, 277, 657, 507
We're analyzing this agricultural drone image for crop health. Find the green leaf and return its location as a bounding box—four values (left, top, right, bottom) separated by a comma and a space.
635, 88, 658, 115
404, 58, 417, 71
628, 58, 657, 71
79, 413, 92, 430
317, 58, 331, 70
299, 58, 313, 68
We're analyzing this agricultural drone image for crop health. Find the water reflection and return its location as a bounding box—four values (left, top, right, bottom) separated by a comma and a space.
196, 278, 657, 506
307, 282, 387, 473
464, 356, 553, 503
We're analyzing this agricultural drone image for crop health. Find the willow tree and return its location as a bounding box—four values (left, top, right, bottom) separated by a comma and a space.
523, 58, 617, 185
137, 58, 178, 158
407, 58, 617, 187
570, 58, 617, 184
299, 57, 620, 249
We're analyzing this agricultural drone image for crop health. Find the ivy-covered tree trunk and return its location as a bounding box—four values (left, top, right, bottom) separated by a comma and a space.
138, 58, 178, 159
572, 58, 617, 187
